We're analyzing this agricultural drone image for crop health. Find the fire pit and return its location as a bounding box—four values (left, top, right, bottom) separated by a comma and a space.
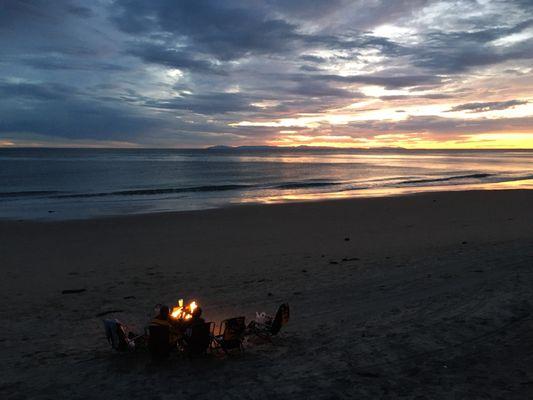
170, 299, 198, 321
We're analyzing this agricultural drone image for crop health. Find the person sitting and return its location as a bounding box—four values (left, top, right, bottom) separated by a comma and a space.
151, 305, 171, 326
179, 307, 211, 355
150, 305, 179, 346
189, 307, 205, 326
174, 306, 205, 331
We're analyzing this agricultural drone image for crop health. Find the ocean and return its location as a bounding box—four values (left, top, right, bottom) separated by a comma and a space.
1, 147, 532, 220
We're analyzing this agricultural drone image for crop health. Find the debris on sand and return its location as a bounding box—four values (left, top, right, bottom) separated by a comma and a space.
342, 257, 360, 262
61, 288, 86, 294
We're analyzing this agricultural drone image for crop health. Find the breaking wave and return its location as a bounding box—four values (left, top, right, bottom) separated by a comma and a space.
397, 173, 494, 185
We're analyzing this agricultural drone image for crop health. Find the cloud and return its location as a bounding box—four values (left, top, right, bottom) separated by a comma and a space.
0, 0, 91, 26
344, 115, 533, 136
144, 92, 259, 114
265, 0, 345, 20
0, 0, 532, 147
285, 81, 361, 98
21, 56, 129, 72
380, 93, 456, 100
409, 19, 533, 73
448, 100, 528, 113
269, 0, 431, 30
112, 0, 303, 61
0, 81, 73, 101
126, 42, 223, 73
314, 73, 443, 89
300, 55, 327, 63
111, 0, 408, 63
0, 81, 168, 140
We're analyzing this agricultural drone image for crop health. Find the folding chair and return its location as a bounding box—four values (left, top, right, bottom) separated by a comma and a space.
212, 316, 246, 355
148, 324, 172, 361
181, 321, 215, 358
103, 319, 139, 351
247, 303, 290, 340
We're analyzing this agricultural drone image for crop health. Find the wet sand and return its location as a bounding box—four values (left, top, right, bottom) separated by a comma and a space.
1, 189, 532, 399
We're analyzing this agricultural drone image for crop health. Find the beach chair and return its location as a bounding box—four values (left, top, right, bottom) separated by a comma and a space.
247, 303, 290, 341
181, 321, 215, 358
103, 319, 136, 351
212, 316, 246, 354
148, 324, 172, 360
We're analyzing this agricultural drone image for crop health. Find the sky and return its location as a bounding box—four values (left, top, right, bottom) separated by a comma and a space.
1, 0, 532, 149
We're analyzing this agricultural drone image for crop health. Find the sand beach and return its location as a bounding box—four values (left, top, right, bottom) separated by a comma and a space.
1, 189, 532, 399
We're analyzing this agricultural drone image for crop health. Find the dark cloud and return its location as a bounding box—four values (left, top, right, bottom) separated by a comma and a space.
341, 0, 431, 29
0, 81, 167, 140
0, 0, 86, 26
345, 115, 533, 136
0, 1, 100, 57
144, 92, 259, 114
315, 74, 443, 89
286, 81, 359, 98
111, 0, 407, 63
266, 0, 345, 19
379, 93, 456, 100
448, 100, 528, 113
66, 5, 93, 17
300, 55, 327, 63
410, 19, 533, 73
299, 65, 323, 72
126, 42, 222, 73
112, 0, 303, 60
269, 0, 431, 29
0, 81, 73, 101
21, 56, 128, 72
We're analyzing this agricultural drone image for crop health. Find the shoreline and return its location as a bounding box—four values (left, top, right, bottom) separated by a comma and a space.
2, 185, 532, 223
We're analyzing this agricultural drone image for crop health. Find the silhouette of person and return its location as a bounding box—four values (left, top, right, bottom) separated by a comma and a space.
189, 307, 205, 326
151, 305, 178, 345
152, 305, 171, 326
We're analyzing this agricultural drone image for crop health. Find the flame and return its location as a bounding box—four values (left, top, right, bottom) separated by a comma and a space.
170, 300, 198, 320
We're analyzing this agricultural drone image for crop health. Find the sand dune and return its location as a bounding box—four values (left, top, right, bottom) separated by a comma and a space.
1, 189, 532, 399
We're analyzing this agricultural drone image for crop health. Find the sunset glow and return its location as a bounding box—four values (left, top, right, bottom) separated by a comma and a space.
268, 133, 533, 149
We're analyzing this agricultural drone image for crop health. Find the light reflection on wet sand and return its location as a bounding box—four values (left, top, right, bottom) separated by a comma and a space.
237, 179, 533, 205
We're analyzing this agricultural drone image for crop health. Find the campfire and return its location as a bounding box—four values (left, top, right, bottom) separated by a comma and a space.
104, 300, 290, 356
170, 299, 198, 320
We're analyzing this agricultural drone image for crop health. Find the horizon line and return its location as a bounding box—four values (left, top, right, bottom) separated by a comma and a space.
1, 145, 533, 151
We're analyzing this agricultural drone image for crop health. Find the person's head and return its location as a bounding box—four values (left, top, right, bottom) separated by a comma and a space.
192, 306, 202, 319
159, 305, 169, 320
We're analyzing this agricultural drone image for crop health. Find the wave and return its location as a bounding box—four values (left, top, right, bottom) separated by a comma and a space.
54, 182, 344, 198
54, 184, 253, 198
0, 190, 61, 198
273, 181, 342, 189
398, 173, 494, 185
3, 172, 532, 202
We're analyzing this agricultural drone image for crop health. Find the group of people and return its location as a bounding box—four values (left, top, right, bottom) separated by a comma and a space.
150, 304, 205, 347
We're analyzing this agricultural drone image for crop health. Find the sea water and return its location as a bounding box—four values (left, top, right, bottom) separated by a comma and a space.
1, 148, 532, 220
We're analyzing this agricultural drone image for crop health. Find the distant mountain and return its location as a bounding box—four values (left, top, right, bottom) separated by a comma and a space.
206, 145, 406, 151
207, 145, 278, 150
206, 145, 235, 150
